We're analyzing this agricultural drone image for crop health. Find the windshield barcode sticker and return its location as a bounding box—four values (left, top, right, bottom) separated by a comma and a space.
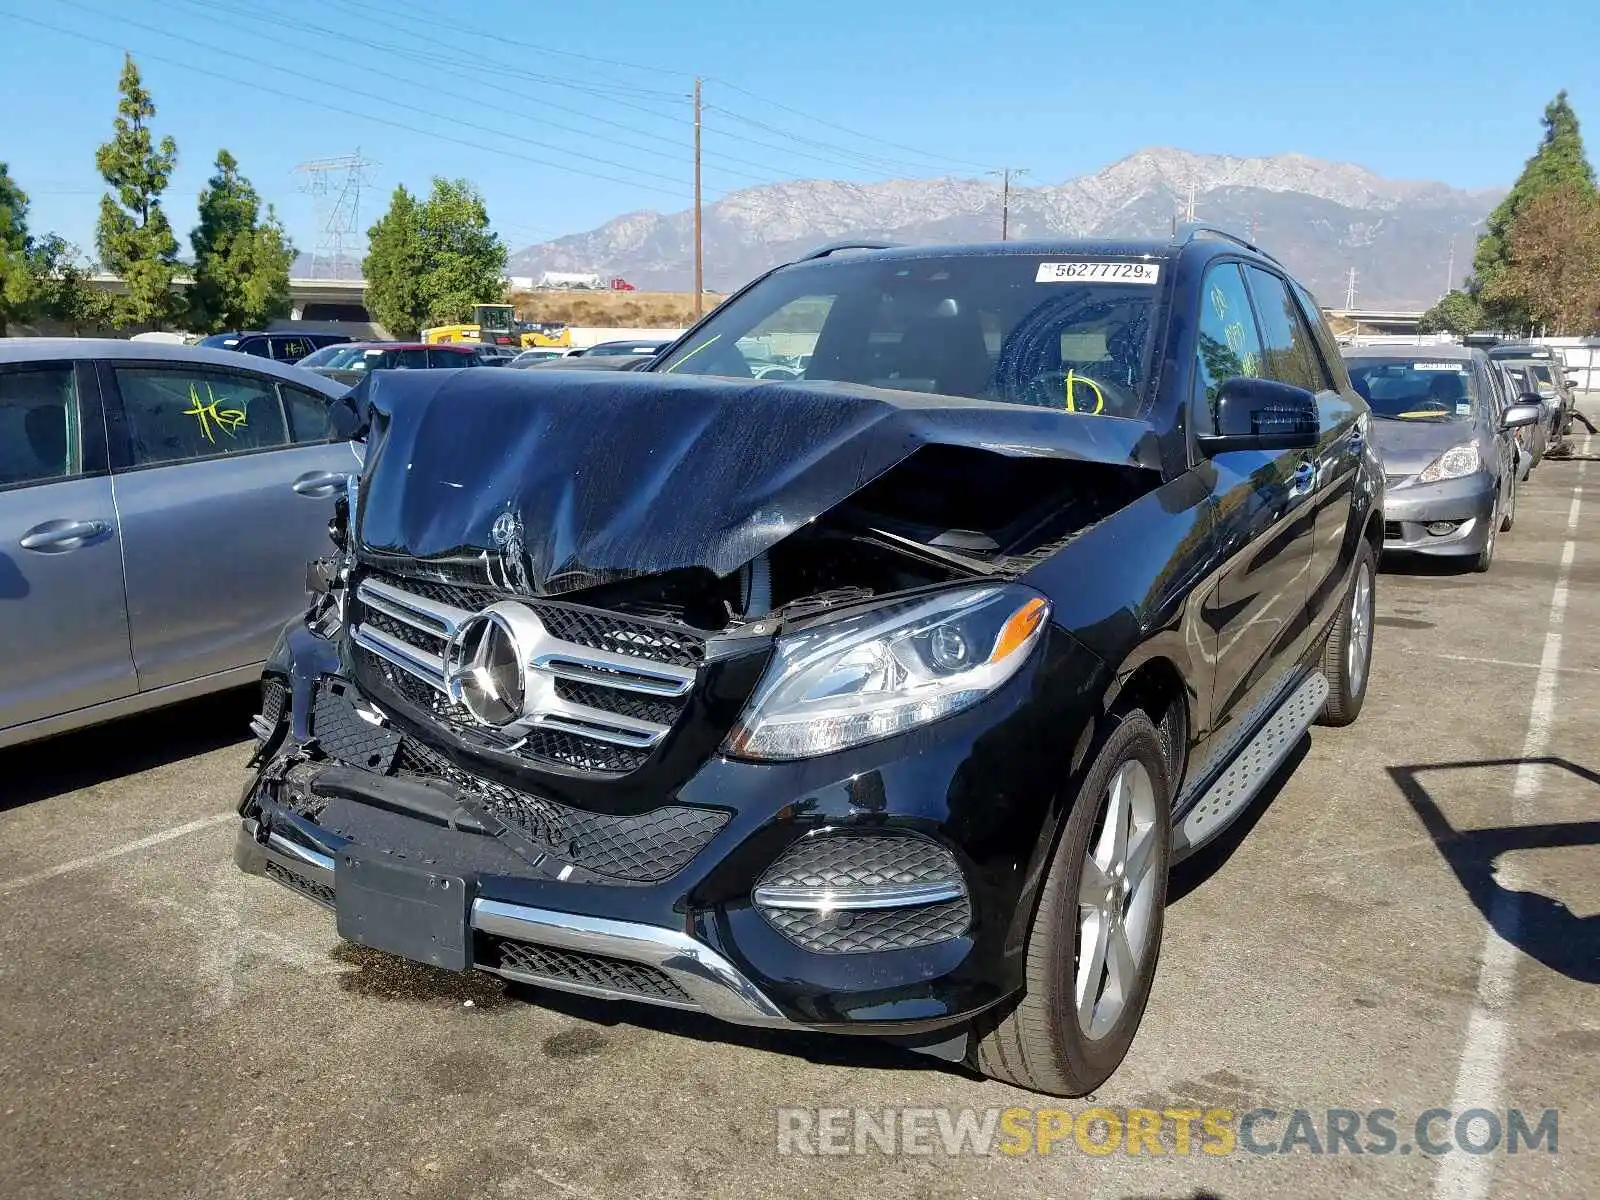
1036, 261, 1161, 284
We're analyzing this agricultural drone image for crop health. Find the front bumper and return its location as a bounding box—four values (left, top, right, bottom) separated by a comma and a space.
1381, 473, 1497, 556
235, 815, 788, 1025
235, 615, 1106, 1041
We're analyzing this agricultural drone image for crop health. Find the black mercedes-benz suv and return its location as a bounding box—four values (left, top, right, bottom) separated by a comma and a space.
237, 227, 1384, 1096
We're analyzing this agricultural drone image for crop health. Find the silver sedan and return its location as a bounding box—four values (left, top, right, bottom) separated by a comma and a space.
0, 339, 357, 748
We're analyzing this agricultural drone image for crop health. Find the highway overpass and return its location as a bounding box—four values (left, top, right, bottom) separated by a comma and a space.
88, 273, 370, 322
1324, 308, 1427, 335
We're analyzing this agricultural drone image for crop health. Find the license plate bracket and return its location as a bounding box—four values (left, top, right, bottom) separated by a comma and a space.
335, 845, 471, 971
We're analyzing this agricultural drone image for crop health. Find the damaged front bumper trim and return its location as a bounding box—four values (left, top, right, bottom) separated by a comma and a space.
235, 817, 791, 1028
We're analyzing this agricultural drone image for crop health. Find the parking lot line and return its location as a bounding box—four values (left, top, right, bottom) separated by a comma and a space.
1433, 467, 1586, 1200
0, 812, 234, 898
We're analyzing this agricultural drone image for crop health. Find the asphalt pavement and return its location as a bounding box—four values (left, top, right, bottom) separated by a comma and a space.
1, 444, 1595, 1200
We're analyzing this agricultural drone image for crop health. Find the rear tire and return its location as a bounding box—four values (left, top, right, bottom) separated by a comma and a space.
971, 712, 1172, 1097
1317, 538, 1375, 727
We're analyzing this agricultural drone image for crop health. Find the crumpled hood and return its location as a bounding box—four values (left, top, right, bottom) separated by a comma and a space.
1372, 416, 1478, 476
342, 368, 1161, 596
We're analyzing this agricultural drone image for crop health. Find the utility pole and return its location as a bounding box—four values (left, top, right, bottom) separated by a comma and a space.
1185, 182, 1197, 224
692, 77, 703, 317
1444, 235, 1456, 297
1345, 266, 1358, 310
989, 167, 1029, 240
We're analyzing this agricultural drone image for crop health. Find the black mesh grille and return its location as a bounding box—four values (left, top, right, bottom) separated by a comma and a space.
312, 679, 401, 771
260, 679, 288, 728
360, 606, 446, 655
263, 860, 335, 909
353, 647, 653, 774
763, 899, 971, 954
362, 569, 706, 668
758, 834, 962, 891
481, 937, 693, 1004
1384, 521, 1404, 540
395, 735, 727, 881
553, 678, 685, 726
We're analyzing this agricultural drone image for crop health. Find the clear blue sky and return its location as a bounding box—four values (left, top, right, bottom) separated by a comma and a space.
1, 0, 1595, 261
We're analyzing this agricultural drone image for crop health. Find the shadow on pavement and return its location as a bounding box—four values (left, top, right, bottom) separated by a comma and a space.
1389, 756, 1600, 984
0, 687, 258, 813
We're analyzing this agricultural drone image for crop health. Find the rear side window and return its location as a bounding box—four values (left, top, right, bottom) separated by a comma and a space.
272, 335, 313, 363
1243, 267, 1328, 392
0, 366, 82, 489
234, 337, 271, 358
114, 367, 289, 466
281, 384, 333, 444
428, 348, 474, 368
1193, 262, 1263, 436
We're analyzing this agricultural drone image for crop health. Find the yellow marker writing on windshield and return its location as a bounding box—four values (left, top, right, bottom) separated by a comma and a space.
1065, 370, 1105, 414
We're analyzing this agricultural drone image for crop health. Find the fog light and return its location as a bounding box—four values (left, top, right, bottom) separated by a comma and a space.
1427, 521, 1459, 536
753, 833, 971, 953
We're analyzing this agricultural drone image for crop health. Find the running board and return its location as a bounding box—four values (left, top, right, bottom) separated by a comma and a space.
1174, 671, 1329, 855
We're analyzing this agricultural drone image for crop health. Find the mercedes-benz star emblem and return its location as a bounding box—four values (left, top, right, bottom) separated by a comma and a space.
444, 610, 525, 726
490, 511, 519, 548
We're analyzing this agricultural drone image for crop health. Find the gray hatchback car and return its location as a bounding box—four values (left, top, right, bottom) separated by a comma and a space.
1340, 343, 1541, 572
0, 339, 356, 748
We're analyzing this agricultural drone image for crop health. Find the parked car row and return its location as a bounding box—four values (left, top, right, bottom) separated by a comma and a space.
1340, 343, 1546, 572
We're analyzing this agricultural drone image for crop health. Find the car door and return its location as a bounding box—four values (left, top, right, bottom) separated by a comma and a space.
1190, 261, 1319, 753
0, 358, 137, 737
100, 359, 356, 692
1249, 268, 1364, 631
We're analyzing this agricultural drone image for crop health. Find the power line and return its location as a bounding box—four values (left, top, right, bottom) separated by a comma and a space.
707, 77, 989, 174
162, 0, 810, 191
2, 8, 692, 201
54, 0, 701, 193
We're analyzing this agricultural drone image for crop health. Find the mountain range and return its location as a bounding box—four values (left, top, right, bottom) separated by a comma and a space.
508, 147, 1504, 309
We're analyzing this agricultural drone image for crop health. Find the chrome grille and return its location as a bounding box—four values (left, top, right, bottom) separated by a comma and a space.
348, 571, 702, 773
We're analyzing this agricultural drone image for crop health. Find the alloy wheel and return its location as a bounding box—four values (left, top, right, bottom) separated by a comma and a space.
1076, 759, 1160, 1040
1347, 560, 1373, 698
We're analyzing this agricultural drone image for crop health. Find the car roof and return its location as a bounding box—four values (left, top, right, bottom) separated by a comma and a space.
342, 341, 472, 351
0, 337, 349, 394
1340, 343, 1477, 362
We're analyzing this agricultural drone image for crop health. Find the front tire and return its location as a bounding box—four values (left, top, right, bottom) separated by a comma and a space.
1317, 538, 1375, 727
971, 712, 1172, 1096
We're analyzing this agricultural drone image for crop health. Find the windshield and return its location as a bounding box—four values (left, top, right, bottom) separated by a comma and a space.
1345, 358, 1477, 421
298, 344, 352, 368
653, 254, 1163, 415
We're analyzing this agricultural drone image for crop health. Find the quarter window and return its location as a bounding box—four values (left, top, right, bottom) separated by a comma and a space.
1193, 263, 1264, 436
0, 366, 82, 489
281, 384, 333, 444
1244, 267, 1326, 392
114, 367, 290, 466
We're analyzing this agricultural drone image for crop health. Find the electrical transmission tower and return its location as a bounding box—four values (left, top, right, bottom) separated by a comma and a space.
294, 151, 377, 279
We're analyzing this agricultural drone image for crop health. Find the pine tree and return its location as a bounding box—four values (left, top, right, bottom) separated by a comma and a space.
0, 162, 32, 336
362, 185, 427, 339
94, 54, 180, 328
188, 150, 294, 332
1473, 91, 1599, 325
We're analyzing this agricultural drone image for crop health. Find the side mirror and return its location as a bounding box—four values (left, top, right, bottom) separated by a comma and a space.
1198, 376, 1319, 455
1501, 401, 1543, 430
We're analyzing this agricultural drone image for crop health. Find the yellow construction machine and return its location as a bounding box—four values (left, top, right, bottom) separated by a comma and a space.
423, 303, 572, 349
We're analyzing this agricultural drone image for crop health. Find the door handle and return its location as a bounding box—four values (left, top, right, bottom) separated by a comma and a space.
292, 470, 349, 498
19, 518, 112, 553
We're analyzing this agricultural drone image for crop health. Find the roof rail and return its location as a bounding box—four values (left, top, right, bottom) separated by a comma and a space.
1174, 222, 1282, 266
795, 239, 901, 262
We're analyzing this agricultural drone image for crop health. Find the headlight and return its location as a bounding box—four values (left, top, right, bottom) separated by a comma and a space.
1417, 443, 1481, 483
725, 584, 1050, 761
